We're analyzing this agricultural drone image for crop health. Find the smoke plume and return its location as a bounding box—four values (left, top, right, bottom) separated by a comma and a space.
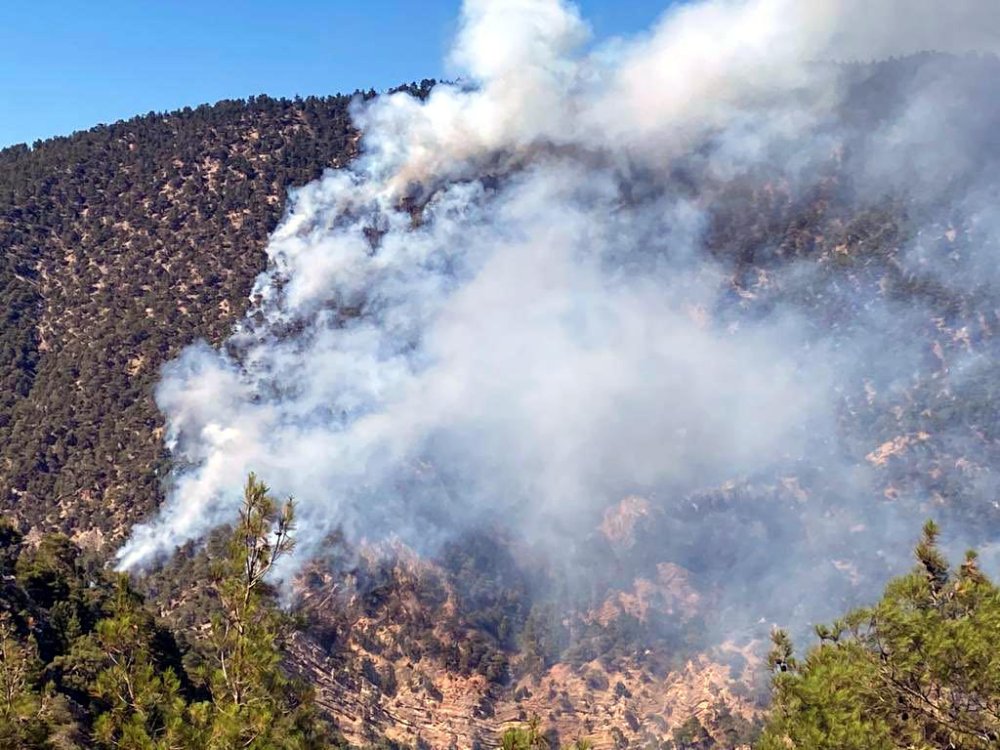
118, 0, 1000, 630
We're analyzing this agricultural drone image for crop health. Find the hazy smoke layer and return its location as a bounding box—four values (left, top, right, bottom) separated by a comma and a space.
118, 0, 1000, 623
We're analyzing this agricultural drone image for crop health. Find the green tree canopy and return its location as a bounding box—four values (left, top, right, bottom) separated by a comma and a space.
760, 520, 1000, 750
0, 472, 339, 750
201, 472, 334, 750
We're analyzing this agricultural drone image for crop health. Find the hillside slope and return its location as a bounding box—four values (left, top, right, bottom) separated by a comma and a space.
2, 55, 1000, 750
0, 93, 364, 538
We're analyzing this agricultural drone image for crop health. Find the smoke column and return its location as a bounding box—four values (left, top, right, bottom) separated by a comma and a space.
117, 0, 1000, 628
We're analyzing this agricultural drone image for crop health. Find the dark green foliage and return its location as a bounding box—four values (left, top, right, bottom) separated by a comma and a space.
0, 613, 61, 749
0, 93, 364, 535
519, 603, 569, 677
499, 716, 551, 750
666, 717, 714, 750
0, 522, 169, 747
82, 576, 196, 748
0, 517, 23, 574
441, 531, 532, 649
13, 534, 105, 662
196, 474, 336, 749
759, 522, 1000, 749
0, 472, 337, 749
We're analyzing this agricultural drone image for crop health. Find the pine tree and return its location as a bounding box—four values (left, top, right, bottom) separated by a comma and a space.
499, 716, 550, 750
89, 575, 196, 749
0, 613, 51, 749
759, 521, 1000, 749
0, 475, 339, 750
203, 473, 333, 750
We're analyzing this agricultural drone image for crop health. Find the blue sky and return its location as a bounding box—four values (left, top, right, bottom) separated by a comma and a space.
0, 1, 671, 149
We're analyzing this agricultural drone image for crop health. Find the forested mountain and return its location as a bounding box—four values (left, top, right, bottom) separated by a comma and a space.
0, 91, 367, 537
2, 53, 1000, 749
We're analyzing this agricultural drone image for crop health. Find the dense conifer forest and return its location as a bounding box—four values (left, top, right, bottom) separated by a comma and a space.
0, 91, 370, 536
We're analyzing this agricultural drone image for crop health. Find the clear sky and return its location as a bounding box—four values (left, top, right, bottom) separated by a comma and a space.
0, 1, 672, 149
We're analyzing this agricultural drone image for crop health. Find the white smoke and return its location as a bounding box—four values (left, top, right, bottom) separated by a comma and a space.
118, 0, 1000, 575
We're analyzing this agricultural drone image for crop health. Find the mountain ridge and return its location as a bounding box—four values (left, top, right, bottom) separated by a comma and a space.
2, 54, 1000, 748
